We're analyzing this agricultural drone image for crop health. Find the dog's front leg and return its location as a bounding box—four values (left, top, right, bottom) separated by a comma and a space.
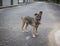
32, 26, 36, 37
24, 23, 28, 32
36, 27, 39, 35
21, 20, 26, 32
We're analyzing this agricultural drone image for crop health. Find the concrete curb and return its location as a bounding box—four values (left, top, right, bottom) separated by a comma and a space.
0, 2, 34, 9
50, 3, 60, 6
0, 3, 26, 9
45, 2, 60, 6
0, 5, 19, 9
54, 3, 60, 6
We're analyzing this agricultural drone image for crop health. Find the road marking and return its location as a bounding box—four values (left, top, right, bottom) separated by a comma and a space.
48, 30, 57, 46
55, 30, 60, 46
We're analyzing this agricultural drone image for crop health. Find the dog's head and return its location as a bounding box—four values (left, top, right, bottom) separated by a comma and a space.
34, 11, 43, 16
34, 11, 43, 21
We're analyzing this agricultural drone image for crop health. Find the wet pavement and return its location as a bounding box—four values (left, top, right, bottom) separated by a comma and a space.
0, 2, 60, 46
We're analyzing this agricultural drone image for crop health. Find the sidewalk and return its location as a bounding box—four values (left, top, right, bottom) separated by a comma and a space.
53, 3, 60, 6
0, 5, 19, 9
0, 3, 30, 9
50, 3, 60, 6
45, 1, 60, 6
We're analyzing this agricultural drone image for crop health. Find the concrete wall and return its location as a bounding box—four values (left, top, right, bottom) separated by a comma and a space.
3, 0, 18, 7
13, 0, 18, 5
19, 0, 34, 3
2, 0, 33, 7
26, 0, 34, 3
19, 0, 23, 2
25, 0, 27, 3
29, 0, 34, 3
0, 0, 2, 6
3, 0, 11, 7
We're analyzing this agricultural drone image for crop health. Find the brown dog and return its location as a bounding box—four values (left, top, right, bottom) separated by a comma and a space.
21, 11, 43, 37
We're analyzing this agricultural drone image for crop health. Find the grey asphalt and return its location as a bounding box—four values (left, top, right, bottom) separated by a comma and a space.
0, 2, 60, 46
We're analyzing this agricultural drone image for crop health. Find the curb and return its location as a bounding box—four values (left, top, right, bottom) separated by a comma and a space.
0, 3, 28, 9
0, 2, 34, 9
54, 3, 60, 6
50, 3, 60, 6
0, 5, 19, 9
45, 2, 60, 6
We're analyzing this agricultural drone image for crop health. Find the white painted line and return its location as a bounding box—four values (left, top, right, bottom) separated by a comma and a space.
55, 30, 60, 46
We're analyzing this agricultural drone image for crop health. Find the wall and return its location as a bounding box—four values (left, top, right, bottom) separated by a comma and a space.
13, 0, 18, 5
0, 0, 2, 6
19, 0, 23, 2
2, 0, 18, 7
3, 0, 11, 7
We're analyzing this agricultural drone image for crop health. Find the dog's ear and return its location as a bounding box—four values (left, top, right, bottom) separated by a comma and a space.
39, 11, 43, 15
34, 13, 38, 16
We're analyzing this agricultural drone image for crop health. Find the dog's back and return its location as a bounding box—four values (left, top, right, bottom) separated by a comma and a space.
21, 16, 34, 25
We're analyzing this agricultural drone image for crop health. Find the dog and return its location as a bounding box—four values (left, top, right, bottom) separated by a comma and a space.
21, 11, 43, 37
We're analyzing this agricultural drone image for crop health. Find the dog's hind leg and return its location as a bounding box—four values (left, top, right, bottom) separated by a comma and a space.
24, 21, 28, 32
21, 20, 25, 32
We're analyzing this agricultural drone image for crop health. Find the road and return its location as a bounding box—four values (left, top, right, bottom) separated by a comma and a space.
0, 2, 60, 46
